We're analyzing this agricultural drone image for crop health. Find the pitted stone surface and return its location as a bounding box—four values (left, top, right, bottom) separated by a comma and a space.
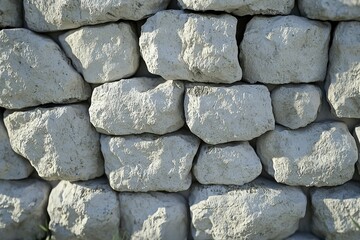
189, 178, 307, 239
257, 122, 358, 187
24, 0, 171, 31
271, 84, 322, 129
185, 84, 274, 144
89, 78, 184, 135
0, 119, 33, 179
0, 179, 50, 240
140, 10, 242, 83
311, 182, 360, 239
101, 131, 200, 192
120, 192, 188, 240
0, 29, 91, 109
3, 104, 103, 181
0, 0, 22, 27
299, 0, 360, 21
59, 23, 139, 84
178, 0, 295, 16
240, 15, 331, 84
326, 22, 360, 118
193, 142, 262, 185
48, 179, 120, 240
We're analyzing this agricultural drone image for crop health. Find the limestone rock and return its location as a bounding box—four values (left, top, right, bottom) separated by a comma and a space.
354, 127, 360, 173
298, 0, 360, 21
257, 122, 358, 187
0, 119, 33, 179
178, 0, 295, 16
3, 104, 103, 181
0, 0, 22, 27
185, 84, 274, 144
89, 78, 184, 135
286, 232, 320, 240
0, 28, 91, 110
0, 179, 50, 240
240, 15, 331, 84
271, 84, 322, 129
101, 131, 200, 192
311, 182, 360, 239
326, 22, 360, 118
24, 0, 171, 32
140, 10, 242, 84
59, 23, 139, 84
193, 142, 262, 185
189, 178, 307, 239
48, 179, 120, 240
120, 192, 188, 240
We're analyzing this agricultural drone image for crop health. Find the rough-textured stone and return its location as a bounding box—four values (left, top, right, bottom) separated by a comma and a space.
24, 0, 171, 32
193, 142, 262, 185
298, 0, 360, 21
271, 84, 322, 129
89, 78, 184, 135
59, 23, 139, 84
189, 178, 307, 239
286, 232, 320, 240
48, 179, 120, 240
178, 0, 295, 16
326, 22, 360, 118
240, 15, 331, 84
354, 127, 360, 174
185, 84, 274, 144
120, 192, 188, 240
311, 182, 360, 239
101, 131, 200, 192
0, 119, 33, 179
0, 28, 91, 110
257, 122, 358, 187
140, 10, 242, 84
3, 104, 103, 181
0, 179, 50, 240
0, 0, 22, 27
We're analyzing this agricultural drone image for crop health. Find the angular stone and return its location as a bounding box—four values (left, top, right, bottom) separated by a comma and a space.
189, 178, 307, 239
178, 0, 294, 16
354, 127, 360, 174
89, 78, 184, 135
24, 0, 171, 32
240, 15, 331, 84
101, 131, 200, 192
59, 23, 139, 84
286, 232, 320, 240
3, 104, 103, 181
193, 142, 262, 185
0, 179, 50, 240
271, 84, 322, 129
0, 118, 33, 179
0, 28, 91, 110
185, 84, 274, 144
311, 182, 360, 239
0, 0, 22, 27
48, 179, 120, 240
298, 0, 360, 21
326, 22, 360, 118
140, 10, 242, 84
257, 122, 358, 187
120, 192, 188, 240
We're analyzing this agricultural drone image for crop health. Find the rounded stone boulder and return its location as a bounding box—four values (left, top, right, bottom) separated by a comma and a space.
0, 0, 22, 28
3, 104, 103, 181
257, 122, 358, 187
89, 78, 184, 135
189, 178, 307, 239
271, 84, 322, 129
240, 15, 331, 84
120, 192, 188, 240
48, 179, 120, 240
185, 83, 275, 144
59, 23, 139, 84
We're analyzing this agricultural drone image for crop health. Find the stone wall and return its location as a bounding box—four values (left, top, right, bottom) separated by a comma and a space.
0, 0, 360, 239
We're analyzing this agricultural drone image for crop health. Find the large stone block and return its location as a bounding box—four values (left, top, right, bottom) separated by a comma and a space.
0, 0, 22, 27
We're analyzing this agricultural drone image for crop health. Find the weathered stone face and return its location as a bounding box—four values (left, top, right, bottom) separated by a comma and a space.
0, 0, 22, 28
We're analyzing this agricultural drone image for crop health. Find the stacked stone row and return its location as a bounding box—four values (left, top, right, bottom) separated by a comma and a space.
0, 0, 360, 239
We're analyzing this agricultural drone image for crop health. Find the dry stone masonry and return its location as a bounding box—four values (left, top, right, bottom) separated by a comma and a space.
0, 0, 360, 239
